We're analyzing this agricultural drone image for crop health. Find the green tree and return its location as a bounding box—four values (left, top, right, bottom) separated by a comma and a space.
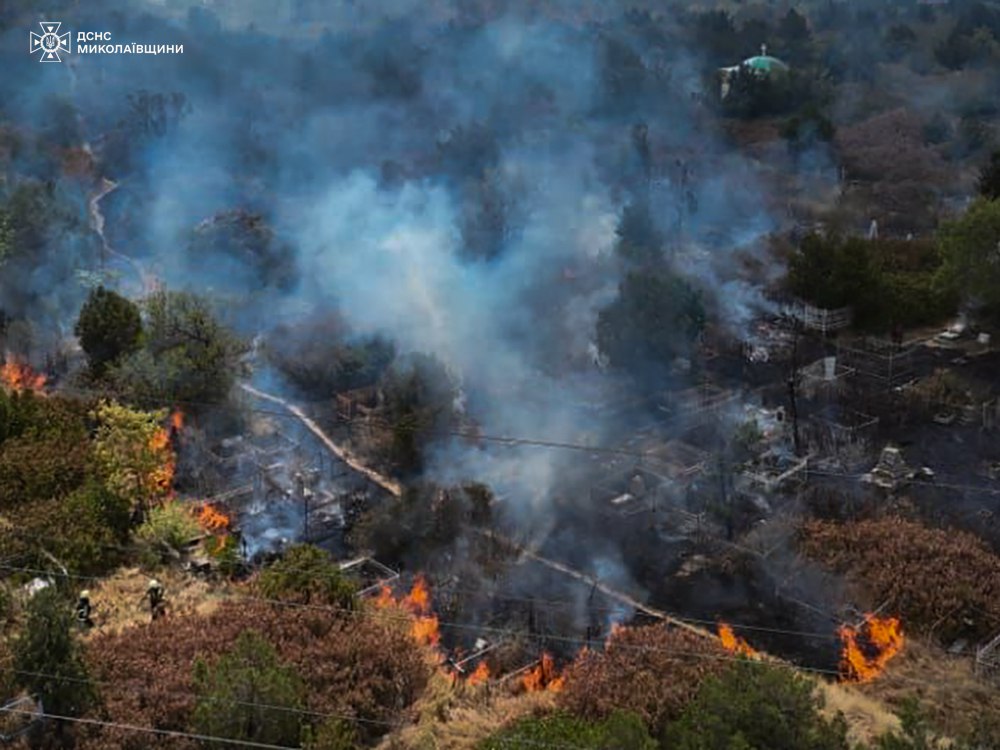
663, 661, 849, 750
91, 400, 173, 510
777, 8, 812, 64
13, 587, 94, 718
257, 544, 357, 608
596, 269, 705, 373
50, 481, 131, 575
977, 150, 1000, 200
480, 711, 656, 750
192, 630, 305, 748
110, 290, 248, 407
885, 24, 917, 62
303, 718, 359, 750
615, 201, 664, 266
74, 285, 143, 376
937, 198, 1000, 317
379, 353, 457, 475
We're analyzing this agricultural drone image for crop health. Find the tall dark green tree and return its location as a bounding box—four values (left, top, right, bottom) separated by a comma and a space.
615, 201, 664, 266
596, 269, 705, 373
192, 630, 305, 747
937, 198, 1000, 318
976, 149, 1000, 200
378, 353, 457, 475
74, 286, 143, 376
109, 290, 248, 407
13, 587, 94, 718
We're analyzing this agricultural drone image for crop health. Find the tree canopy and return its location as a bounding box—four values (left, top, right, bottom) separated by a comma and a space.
75, 286, 143, 376
480, 711, 656, 750
596, 269, 706, 375
109, 290, 248, 407
663, 660, 849, 750
14, 587, 94, 718
936, 197, 1000, 318
257, 544, 357, 608
192, 630, 305, 748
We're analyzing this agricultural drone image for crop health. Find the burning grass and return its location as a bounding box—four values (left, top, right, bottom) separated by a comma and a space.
717, 622, 758, 658
521, 652, 564, 693
0, 359, 46, 394
838, 614, 905, 684
376, 574, 442, 648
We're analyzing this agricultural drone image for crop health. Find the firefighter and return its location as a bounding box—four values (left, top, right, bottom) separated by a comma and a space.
143, 579, 166, 621
75, 590, 94, 629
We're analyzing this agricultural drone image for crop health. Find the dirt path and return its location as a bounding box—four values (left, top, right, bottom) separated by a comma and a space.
239, 383, 403, 497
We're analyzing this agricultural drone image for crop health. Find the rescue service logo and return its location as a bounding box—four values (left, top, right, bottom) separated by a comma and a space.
29, 21, 71, 62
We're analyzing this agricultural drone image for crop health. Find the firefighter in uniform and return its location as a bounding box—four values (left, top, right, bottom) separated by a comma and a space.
76, 590, 94, 629
143, 579, 166, 621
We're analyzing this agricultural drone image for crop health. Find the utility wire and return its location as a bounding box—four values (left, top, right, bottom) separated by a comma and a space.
0, 561, 858, 679
0, 559, 854, 645
0, 704, 300, 749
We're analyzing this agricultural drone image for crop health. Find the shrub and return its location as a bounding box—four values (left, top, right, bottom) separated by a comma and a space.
82, 600, 428, 748
136, 501, 201, 558
800, 518, 1000, 642
192, 630, 305, 747
480, 711, 656, 749
14, 587, 94, 718
663, 660, 849, 749
0, 434, 89, 510
559, 625, 727, 735
257, 544, 356, 608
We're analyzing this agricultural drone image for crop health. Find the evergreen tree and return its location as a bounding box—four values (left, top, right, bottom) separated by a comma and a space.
13, 587, 94, 718
192, 630, 305, 747
74, 285, 143, 376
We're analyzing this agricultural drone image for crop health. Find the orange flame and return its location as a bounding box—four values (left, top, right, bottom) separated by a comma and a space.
466, 660, 490, 686
0, 361, 46, 394
375, 575, 442, 648
403, 575, 432, 614
149, 426, 175, 495
196, 503, 230, 533
718, 623, 758, 658
838, 614, 905, 683
522, 652, 564, 693
170, 409, 184, 432
375, 584, 394, 608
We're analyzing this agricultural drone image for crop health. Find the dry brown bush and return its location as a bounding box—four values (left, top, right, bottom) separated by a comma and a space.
800, 517, 1000, 642
558, 624, 727, 735
76, 600, 430, 749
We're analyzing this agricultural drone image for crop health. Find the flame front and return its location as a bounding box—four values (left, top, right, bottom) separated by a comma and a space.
466, 660, 490, 686
376, 575, 441, 648
148, 426, 174, 495
403, 575, 441, 647
839, 614, 904, 683
197, 503, 230, 534
718, 622, 757, 658
522, 652, 564, 693
0, 360, 46, 394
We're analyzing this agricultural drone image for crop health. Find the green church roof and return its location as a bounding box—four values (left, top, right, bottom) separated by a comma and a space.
742, 54, 789, 72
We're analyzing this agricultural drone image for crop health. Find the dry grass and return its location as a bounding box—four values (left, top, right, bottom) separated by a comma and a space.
78, 566, 234, 638
855, 638, 1000, 741
817, 679, 901, 747
377, 665, 556, 750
